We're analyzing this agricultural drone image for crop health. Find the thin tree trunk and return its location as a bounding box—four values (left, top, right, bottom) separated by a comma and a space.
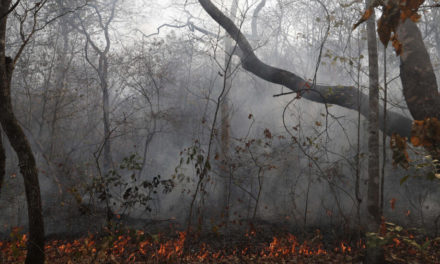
76, 1, 117, 176
48, 17, 70, 159
365, 2, 384, 263
366, 1, 380, 228
380, 46, 387, 216
219, 0, 238, 226
101, 57, 112, 175
355, 30, 363, 236
251, 0, 266, 40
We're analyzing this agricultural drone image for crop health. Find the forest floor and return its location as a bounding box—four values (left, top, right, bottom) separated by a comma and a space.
1, 220, 440, 263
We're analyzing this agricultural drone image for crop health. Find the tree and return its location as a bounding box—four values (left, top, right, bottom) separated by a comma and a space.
218, 0, 238, 228
366, 0, 381, 231
196, 0, 439, 140
73, 0, 119, 177
0, 1, 45, 263
196, 0, 438, 262
365, 2, 383, 262
0, 1, 87, 262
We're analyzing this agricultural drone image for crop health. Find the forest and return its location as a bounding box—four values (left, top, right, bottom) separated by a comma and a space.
0, 0, 440, 263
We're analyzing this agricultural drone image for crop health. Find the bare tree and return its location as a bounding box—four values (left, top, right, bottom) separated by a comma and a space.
0, 1, 44, 263
365, 2, 383, 263
74, 0, 118, 176
366, 0, 380, 229
218, 0, 238, 228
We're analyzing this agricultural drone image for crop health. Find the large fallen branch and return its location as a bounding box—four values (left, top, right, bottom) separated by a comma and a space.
198, 0, 415, 138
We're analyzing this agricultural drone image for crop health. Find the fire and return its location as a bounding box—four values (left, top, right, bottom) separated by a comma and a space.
0, 230, 345, 263
5, 226, 439, 263
151, 231, 186, 260
139, 240, 150, 255
340, 242, 351, 253
393, 238, 401, 247
258, 234, 330, 258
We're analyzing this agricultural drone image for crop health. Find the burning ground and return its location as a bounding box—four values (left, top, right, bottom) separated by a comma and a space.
1, 221, 440, 263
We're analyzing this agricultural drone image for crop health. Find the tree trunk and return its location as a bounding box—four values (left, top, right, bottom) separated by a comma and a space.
101, 56, 112, 175
251, 0, 266, 40
4, 115, 45, 264
76, 1, 116, 176
365, 3, 385, 263
0, 130, 5, 193
219, 0, 238, 227
48, 15, 70, 160
0, 3, 45, 263
397, 19, 440, 121
0, 2, 45, 263
366, 2, 381, 229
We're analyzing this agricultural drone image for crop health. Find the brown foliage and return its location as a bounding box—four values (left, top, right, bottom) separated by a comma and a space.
410, 118, 440, 162
391, 118, 440, 169
354, 0, 425, 54
390, 133, 409, 169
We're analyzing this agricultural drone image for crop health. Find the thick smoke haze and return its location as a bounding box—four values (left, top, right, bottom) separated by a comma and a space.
0, 0, 439, 244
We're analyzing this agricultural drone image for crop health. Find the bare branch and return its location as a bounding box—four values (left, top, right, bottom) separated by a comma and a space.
198, 0, 412, 138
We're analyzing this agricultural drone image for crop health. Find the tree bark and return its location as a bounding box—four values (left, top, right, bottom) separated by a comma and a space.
219, 0, 238, 223
366, 3, 380, 228
100, 55, 112, 175
397, 19, 440, 121
198, 0, 413, 139
365, 3, 385, 263
0, 2, 45, 263
0, 130, 5, 193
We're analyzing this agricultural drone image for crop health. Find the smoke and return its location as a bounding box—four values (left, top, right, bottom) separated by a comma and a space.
1, 0, 440, 239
